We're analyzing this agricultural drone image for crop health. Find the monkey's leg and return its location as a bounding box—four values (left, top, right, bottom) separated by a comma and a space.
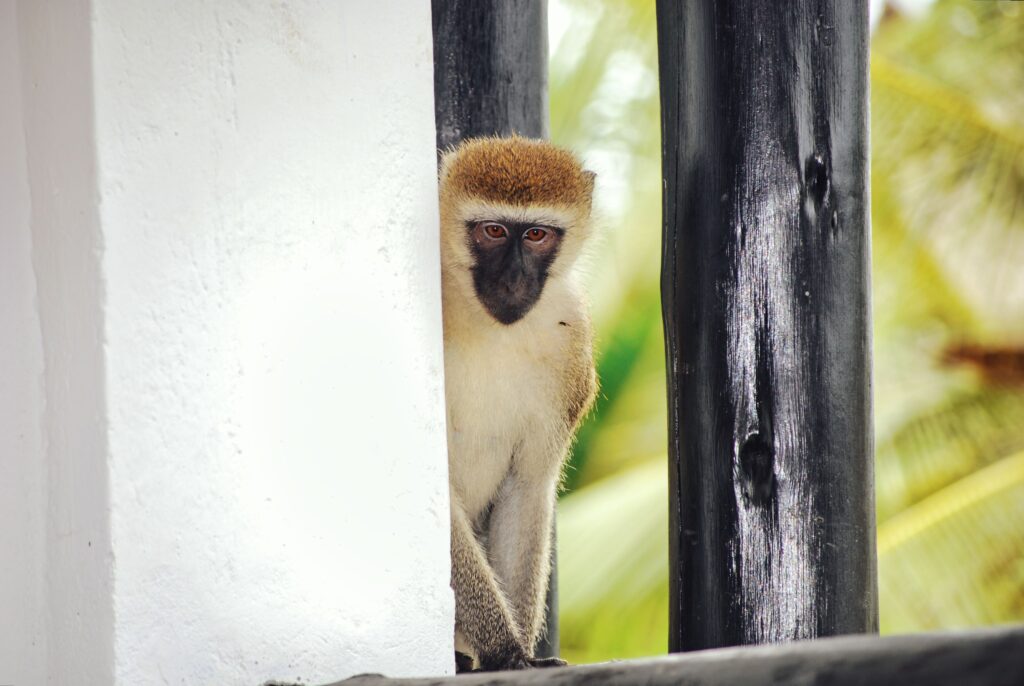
486, 470, 566, 667
450, 498, 531, 671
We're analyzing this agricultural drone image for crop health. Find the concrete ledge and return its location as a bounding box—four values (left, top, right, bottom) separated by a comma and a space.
329, 625, 1024, 686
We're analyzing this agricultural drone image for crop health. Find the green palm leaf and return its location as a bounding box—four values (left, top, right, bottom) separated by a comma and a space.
872, 1, 1024, 322
558, 459, 667, 663
876, 388, 1024, 523
879, 450, 1024, 632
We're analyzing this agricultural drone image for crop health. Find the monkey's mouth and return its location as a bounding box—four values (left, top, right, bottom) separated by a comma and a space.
478, 293, 539, 325
473, 281, 542, 326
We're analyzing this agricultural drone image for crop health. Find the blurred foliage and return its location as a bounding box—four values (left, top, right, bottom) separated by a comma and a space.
550, 0, 1024, 665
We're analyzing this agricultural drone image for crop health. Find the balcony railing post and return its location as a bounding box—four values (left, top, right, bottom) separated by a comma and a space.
432, 0, 548, 150
657, 0, 877, 651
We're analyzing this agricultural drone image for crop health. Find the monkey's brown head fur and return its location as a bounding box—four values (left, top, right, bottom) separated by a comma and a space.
441, 136, 595, 210
438, 136, 596, 326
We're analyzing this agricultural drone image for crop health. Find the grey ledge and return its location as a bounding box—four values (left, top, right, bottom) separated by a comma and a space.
324, 624, 1024, 686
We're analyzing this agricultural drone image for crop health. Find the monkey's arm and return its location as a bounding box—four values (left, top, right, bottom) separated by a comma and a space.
486, 466, 562, 658
450, 496, 531, 670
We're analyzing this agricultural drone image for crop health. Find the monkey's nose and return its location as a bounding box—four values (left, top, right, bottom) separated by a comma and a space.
500, 273, 525, 296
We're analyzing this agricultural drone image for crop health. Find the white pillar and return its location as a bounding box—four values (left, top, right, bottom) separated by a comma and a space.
6, 1, 454, 683
0, 3, 48, 684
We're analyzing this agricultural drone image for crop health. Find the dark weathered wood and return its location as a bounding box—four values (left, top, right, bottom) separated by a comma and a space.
656, 0, 876, 651
432, 0, 548, 150
430, 0, 557, 660
328, 625, 1024, 686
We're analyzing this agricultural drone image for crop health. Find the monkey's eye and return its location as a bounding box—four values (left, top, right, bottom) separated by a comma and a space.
481, 222, 508, 239
524, 228, 548, 242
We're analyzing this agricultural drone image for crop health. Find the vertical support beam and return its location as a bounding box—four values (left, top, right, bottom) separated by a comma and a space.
657, 0, 877, 651
430, 0, 558, 658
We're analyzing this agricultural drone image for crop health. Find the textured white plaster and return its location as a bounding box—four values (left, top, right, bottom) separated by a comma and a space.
92, 0, 453, 683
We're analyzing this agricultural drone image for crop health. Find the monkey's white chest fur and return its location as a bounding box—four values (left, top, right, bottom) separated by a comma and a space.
444, 311, 576, 522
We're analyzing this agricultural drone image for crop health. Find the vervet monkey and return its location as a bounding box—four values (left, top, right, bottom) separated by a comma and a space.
438, 137, 597, 671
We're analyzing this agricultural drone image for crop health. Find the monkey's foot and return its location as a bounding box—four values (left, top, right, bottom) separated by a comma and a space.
476, 653, 568, 672
455, 651, 475, 673
476, 653, 527, 672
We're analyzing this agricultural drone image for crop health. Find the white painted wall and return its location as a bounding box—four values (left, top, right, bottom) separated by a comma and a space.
3, 1, 454, 683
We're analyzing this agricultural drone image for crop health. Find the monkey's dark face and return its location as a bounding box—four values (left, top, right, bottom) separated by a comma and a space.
467, 220, 564, 325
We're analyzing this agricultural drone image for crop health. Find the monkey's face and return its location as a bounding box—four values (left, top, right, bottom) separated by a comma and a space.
467, 220, 563, 325
438, 137, 595, 327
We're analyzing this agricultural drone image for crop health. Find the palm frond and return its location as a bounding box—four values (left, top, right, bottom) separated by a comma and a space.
876, 388, 1024, 522
871, 1, 1024, 322
558, 459, 667, 663
879, 450, 1024, 632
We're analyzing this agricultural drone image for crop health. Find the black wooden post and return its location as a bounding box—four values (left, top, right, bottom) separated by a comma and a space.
657, 1, 877, 651
432, 0, 548, 150
430, 0, 559, 659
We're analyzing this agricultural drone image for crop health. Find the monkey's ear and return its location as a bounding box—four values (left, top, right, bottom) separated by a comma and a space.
582, 170, 597, 212
583, 170, 597, 193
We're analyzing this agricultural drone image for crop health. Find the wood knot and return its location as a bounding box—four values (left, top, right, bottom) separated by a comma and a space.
738, 432, 776, 506
805, 153, 831, 207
